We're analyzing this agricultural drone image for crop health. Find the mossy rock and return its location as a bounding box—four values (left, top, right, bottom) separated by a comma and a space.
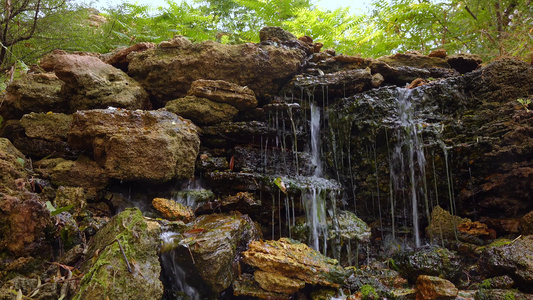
74, 208, 163, 300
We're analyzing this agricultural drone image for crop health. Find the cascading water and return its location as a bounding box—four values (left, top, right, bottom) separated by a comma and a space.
159, 232, 200, 300
302, 102, 328, 252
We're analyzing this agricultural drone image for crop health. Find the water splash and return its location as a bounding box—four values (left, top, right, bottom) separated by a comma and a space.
160, 232, 200, 300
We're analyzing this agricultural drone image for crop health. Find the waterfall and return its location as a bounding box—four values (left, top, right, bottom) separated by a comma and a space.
390, 87, 427, 248
311, 102, 322, 177
160, 232, 200, 300
302, 102, 329, 253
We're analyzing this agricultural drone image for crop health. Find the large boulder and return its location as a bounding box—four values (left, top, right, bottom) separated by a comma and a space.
68, 108, 200, 182
74, 208, 163, 300
393, 246, 463, 284
160, 212, 261, 298
0, 73, 65, 119
241, 238, 347, 296
127, 38, 306, 106
479, 235, 533, 292
40, 50, 150, 111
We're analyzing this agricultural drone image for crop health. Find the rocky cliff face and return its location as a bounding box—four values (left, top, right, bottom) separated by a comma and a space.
0, 27, 532, 299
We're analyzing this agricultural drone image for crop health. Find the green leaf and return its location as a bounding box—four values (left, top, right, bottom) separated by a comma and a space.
274, 177, 287, 194
45, 201, 74, 216
16, 157, 25, 167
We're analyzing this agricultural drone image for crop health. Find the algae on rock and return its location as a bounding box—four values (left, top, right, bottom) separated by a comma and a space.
74, 208, 163, 300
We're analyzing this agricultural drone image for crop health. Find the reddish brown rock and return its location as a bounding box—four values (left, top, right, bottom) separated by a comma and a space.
152, 197, 194, 222
416, 275, 458, 300
40, 50, 150, 110
105, 42, 156, 71
428, 49, 447, 58
0, 192, 53, 257
457, 221, 491, 237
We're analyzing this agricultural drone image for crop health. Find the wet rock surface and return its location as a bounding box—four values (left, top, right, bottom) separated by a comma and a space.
479, 235, 533, 292
242, 238, 347, 289
76, 208, 163, 300
0, 27, 532, 300
160, 212, 261, 298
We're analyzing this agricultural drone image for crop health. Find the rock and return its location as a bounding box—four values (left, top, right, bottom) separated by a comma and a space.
40, 50, 150, 110
415, 275, 458, 300
377, 52, 451, 69
105, 42, 156, 71
20, 112, 72, 143
241, 238, 347, 289
158, 35, 192, 48
520, 211, 533, 235
151, 197, 194, 221
165, 95, 239, 125
426, 206, 471, 244
0, 192, 53, 258
50, 156, 109, 190
160, 212, 261, 297
233, 273, 292, 300
67, 108, 200, 182
428, 49, 447, 58
0, 138, 28, 192
0, 73, 65, 119
407, 78, 428, 89
254, 269, 305, 294
479, 235, 533, 292
127, 40, 306, 106
446, 53, 481, 74
371, 72, 385, 87
479, 275, 515, 289
457, 221, 491, 238
187, 79, 258, 111
329, 210, 371, 242
475, 289, 533, 300
75, 208, 163, 300
285, 68, 372, 100
259, 26, 297, 42
393, 245, 463, 283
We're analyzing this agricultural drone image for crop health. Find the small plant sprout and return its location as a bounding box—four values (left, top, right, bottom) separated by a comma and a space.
517, 98, 531, 111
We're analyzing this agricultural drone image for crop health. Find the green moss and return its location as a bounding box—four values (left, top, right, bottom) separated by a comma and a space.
479, 279, 491, 289
360, 284, 378, 300
504, 291, 516, 300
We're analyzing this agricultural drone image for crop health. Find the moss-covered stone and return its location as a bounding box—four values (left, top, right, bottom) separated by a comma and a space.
74, 208, 163, 300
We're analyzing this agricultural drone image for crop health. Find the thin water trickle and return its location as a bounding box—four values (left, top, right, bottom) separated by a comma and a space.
390, 87, 428, 248
160, 232, 200, 300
